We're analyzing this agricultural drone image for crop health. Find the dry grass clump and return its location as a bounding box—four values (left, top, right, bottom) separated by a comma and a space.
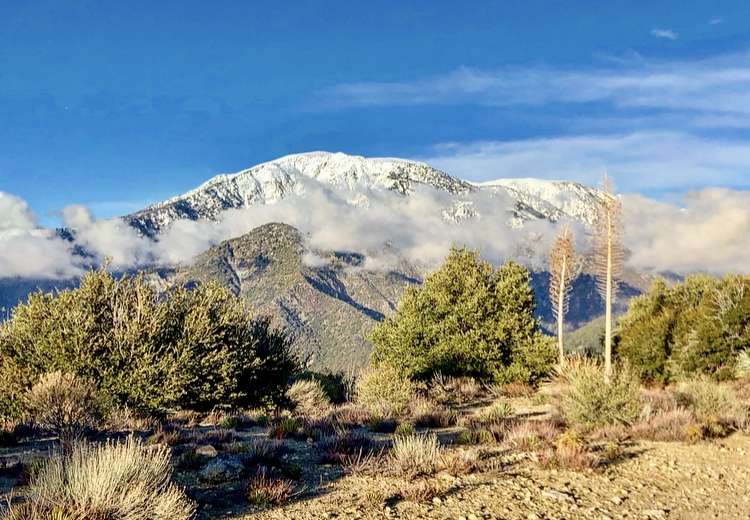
398, 478, 447, 503
675, 379, 744, 423
487, 382, 535, 399
506, 419, 560, 451
233, 438, 288, 465
439, 448, 479, 476
535, 432, 601, 472
736, 350, 750, 380
2, 437, 195, 520
410, 397, 457, 428
331, 403, 371, 428
428, 373, 481, 405
631, 408, 698, 442
317, 432, 377, 465
246, 467, 295, 507
558, 359, 641, 429
355, 366, 414, 418
287, 379, 332, 418
24, 371, 103, 447
390, 433, 442, 477
105, 406, 158, 433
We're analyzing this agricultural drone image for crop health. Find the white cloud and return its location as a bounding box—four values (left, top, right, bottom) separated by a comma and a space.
0, 192, 80, 279
0, 192, 37, 231
318, 51, 750, 124
420, 131, 750, 192
650, 28, 679, 40
709, 17, 724, 25
3, 178, 750, 283
624, 189, 750, 274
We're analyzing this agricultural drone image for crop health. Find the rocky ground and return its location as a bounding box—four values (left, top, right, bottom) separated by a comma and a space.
245, 434, 750, 520
2, 397, 749, 520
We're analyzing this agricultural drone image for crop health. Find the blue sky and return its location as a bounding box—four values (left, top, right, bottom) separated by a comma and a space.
2, 0, 750, 225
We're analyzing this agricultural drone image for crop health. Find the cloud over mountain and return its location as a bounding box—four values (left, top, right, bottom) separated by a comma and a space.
1, 153, 748, 280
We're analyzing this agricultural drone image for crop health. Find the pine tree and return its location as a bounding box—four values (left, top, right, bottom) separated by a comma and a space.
549, 225, 578, 365
593, 175, 624, 381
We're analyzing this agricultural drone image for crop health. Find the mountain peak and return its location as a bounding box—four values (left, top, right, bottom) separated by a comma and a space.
125, 151, 605, 236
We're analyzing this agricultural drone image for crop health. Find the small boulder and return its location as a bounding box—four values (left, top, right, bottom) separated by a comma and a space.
199, 456, 244, 483
195, 444, 218, 458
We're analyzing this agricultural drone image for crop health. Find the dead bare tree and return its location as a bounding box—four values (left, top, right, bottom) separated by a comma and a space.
592, 175, 624, 381
549, 225, 578, 365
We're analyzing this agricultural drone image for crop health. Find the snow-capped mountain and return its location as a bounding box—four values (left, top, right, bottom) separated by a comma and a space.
125, 151, 604, 236
477, 178, 608, 225
127, 152, 474, 236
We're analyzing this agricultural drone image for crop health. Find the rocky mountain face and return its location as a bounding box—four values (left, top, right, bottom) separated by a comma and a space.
125, 151, 605, 236
166, 222, 422, 372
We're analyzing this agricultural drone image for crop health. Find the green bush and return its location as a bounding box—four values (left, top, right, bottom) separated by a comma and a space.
559, 359, 641, 429
355, 365, 415, 418
0, 269, 299, 418
370, 248, 555, 384
617, 275, 750, 383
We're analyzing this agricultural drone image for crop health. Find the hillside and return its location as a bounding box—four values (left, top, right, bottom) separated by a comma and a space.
168, 222, 421, 372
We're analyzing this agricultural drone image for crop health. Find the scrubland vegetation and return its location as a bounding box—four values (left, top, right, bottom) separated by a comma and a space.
1, 249, 750, 519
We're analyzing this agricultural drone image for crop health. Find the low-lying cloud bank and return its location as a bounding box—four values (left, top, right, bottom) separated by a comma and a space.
0, 185, 748, 280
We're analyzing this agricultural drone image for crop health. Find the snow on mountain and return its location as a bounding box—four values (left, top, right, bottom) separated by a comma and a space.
476, 178, 607, 225
126, 151, 603, 236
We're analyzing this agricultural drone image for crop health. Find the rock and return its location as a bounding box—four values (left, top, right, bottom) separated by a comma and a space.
199, 456, 244, 482
195, 444, 218, 458
543, 488, 575, 503
0, 454, 21, 470
432, 497, 442, 505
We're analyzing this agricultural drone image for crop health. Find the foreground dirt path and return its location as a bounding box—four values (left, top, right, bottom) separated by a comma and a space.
243, 434, 750, 520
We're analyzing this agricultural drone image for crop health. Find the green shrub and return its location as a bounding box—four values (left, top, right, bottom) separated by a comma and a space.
355, 365, 414, 418
455, 429, 494, 445
394, 422, 416, 437
0, 269, 299, 417
24, 371, 104, 447
479, 402, 514, 424
617, 275, 750, 383
287, 380, 331, 418
370, 248, 555, 384
268, 417, 301, 440
559, 359, 641, 429
2, 437, 195, 519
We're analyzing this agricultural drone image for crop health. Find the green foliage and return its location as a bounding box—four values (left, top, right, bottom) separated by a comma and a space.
370, 248, 555, 384
355, 365, 415, 418
0, 269, 299, 418
559, 359, 641, 428
616, 275, 750, 383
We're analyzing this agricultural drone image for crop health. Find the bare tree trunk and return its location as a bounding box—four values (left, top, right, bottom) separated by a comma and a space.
557, 257, 567, 365
604, 214, 613, 382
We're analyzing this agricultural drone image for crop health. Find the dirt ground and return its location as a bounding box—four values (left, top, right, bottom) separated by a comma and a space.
242, 434, 750, 520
